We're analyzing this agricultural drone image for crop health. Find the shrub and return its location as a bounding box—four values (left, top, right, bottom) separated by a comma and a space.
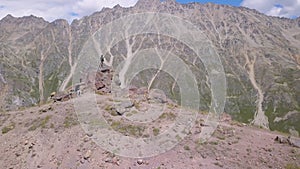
285, 164, 300, 169
64, 116, 79, 128
153, 128, 160, 136
2, 123, 15, 134
28, 115, 51, 131
184, 145, 190, 151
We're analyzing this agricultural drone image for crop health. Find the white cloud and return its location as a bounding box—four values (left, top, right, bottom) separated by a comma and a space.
0, 0, 139, 22
1, 0, 299, 23
241, 0, 300, 18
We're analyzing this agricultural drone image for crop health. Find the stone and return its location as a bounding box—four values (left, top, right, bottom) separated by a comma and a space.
40, 106, 52, 112
137, 159, 144, 165
104, 158, 112, 163
116, 107, 127, 116
149, 90, 167, 103
120, 101, 134, 109
84, 150, 92, 160
95, 82, 105, 90
87, 133, 93, 137
116, 101, 134, 115
100, 68, 110, 73
28, 143, 34, 149
288, 137, 300, 148
113, 77, 121, 86
83, 136, 90, 142
275, 136, 290, 144
112, 158, 120, 165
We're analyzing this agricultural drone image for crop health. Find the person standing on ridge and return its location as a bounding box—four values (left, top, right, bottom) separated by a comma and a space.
100, 55, 104, 67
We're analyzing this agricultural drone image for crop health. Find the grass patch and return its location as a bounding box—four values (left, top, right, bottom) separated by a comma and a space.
28, 115, 51, 131
105, 105, 118, 116
184, 145, 190, 151
126, 110, 139, 117
2, 123, 15, 134
209, 141, 219, 145
64, 116, 79, 128
134, 101, 141, 110
153, 128, 160, 136
159, 112, 176, 120
126, 113, 133, 117
167, 103, 176, 109
285, 163, 300, 169
111, 121, 145, 137
95, 91, 104, 95
176, 135, 182, 141
213, 129, 226, 140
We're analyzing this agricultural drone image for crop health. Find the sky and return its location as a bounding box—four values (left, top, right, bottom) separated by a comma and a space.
0, 0, 300, 22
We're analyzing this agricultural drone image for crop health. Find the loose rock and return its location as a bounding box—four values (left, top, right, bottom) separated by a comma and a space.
84, 150, 92, 160
137, 159, 144, 165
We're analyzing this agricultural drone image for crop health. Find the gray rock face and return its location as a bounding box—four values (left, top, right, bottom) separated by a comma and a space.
0, 0, 299, 133
289, 137, 300, 148
120, 101, 135, 109
116, 101, 134, 115
149, 89, 168, 104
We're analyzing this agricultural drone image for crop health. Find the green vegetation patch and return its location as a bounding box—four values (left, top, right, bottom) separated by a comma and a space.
111, 121, 145, 137
64, 116, 79, 128
153, 128, 160, 136
285, 163, 300, 169
2, 123, 15, 134
28, 115, 51, 131
159, 112, 176, 120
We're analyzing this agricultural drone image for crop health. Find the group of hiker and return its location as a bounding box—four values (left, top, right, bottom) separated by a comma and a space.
50, 55, 106, 102
50, 83, 83, 102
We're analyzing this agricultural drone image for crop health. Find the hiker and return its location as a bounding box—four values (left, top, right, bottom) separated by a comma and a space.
100, 55, 104, 67
77, 89, 81, 96
75, 84, 81, 97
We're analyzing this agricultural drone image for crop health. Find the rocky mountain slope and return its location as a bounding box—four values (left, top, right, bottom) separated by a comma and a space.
0, 92, 299, 169
0, 0, 300, 134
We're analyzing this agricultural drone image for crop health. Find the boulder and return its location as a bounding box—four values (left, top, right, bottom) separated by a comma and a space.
288, 137, 300, 148
120, 101, 134, 109
116, 107, 127, 116
275, 136, 290, 144
115, 101, 134, 116
149, 90, 167, 103
84, 150, 92, 160
95, 82, 105, 90
137, 159, 144, 165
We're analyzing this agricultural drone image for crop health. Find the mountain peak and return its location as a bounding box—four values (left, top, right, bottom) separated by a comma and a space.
135, 0, 160, 7
135, 0, 177, 5
1, 14, 14, 21
0, 14, 48, 24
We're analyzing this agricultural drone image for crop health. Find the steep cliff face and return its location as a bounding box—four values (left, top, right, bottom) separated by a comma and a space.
0, 0, 299, 134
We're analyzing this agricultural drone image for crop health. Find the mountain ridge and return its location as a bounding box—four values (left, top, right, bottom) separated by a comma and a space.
0, 0, 299, 134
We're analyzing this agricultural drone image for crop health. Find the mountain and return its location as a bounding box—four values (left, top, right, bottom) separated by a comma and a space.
0, 0, 300, 134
